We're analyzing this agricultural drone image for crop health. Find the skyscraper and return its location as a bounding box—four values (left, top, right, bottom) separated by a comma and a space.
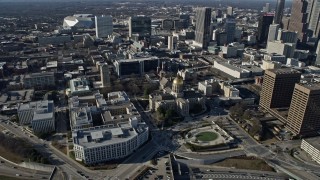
227, 6, 233, 16
168, 35, 177, 50
307, 0, 320, 38
95, 15, 113, 38
288, 0, 309, 42
129, 16, 152, 42
257, 13, 274, 43
274, 0, 285, 25
225, 19, 236, 44
268, 24, 280, 42
100, 63, 110, 87
263, 3, 271, 12
266, 3, 270, 12
287, 83, 320, 136
259, 68, 301, 110
194, 7, 212, 49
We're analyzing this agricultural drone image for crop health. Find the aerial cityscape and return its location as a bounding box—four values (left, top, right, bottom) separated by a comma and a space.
0, 0, 320, 180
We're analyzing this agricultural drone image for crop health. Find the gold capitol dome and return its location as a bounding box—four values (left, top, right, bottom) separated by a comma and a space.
173, 75, 184, 85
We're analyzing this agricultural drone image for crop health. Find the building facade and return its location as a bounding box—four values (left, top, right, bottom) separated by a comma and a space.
288, 0, 309, 42
301, 137, 320, 164
225, 19, 236, 44
23, 72, 55, 89
316, 40, 320, 65
100, 63, 111, 87
259, 69, 301, 110
268, 24, 280, 42
114, 57, 162, 77
72, 123, 148, 165
274, 0, 285, 25
287, 83, 320, 136
267, 41, 296, 58
257, 13, 274, 43
129, 16, 151, 42
95, 15, 113, 38
17, 100, 55, 133
194, 7, 212, 49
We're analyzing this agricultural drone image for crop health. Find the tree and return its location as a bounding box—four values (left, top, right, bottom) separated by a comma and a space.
144, 88, 150, 97
242, 110, 252, 120
156, 107, 165, 121
229, 103, 247, 117
165, 109, 175, 120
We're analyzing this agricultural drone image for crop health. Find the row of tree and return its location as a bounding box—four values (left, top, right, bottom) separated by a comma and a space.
0, 133, 50, 164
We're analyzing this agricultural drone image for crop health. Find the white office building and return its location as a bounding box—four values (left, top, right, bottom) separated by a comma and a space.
214, 60, 263, 79
72, 123, 149, 165
268, 24, 280, 42
17, 100, 55, 133
168, 35, 177, 50
95, 15, 113, 38
267, 40, 295, 58
198, 81, 213, 96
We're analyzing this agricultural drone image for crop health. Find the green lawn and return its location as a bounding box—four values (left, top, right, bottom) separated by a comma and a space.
196, 132, 218, 141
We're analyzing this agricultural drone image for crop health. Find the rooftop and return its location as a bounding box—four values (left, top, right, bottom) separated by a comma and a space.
73, 123, 148, 148
69, 77, 91, 94
24, 72, 54, 79
18, 100, 54, 121
267, 68, 301, 75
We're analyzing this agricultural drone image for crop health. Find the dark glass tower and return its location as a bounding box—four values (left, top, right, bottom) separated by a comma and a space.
257, 13, 274, 43
195, 7, 212, 49
274, 0, 285, 25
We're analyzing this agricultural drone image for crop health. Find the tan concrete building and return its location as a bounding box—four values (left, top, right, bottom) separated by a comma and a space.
259, 68, 301, 110
287, 83, 320, 136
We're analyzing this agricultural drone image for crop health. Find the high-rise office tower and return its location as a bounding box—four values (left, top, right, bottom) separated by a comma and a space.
194, 7, 212, 49
129, 16, 152, 41
307, 0, 320, 38
257, 13, 274, 43
287, 83, 320, 136
282, 16, 291, 30
259, 68, 301, 110
225, 19, 236, 43
274, 0, 285, 25
227, 6, 233, 16
268, 24, 280, 42
266, 3, 270, 12
288, 0, 309, 42
215, 9, 222, 18
95, 15, 113, 38
100, 63, 110, 87
263, 3, 271, 12
168, 35, 177, 50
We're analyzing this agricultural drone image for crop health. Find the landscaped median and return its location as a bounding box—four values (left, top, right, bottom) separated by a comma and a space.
183, 121, 236, 152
